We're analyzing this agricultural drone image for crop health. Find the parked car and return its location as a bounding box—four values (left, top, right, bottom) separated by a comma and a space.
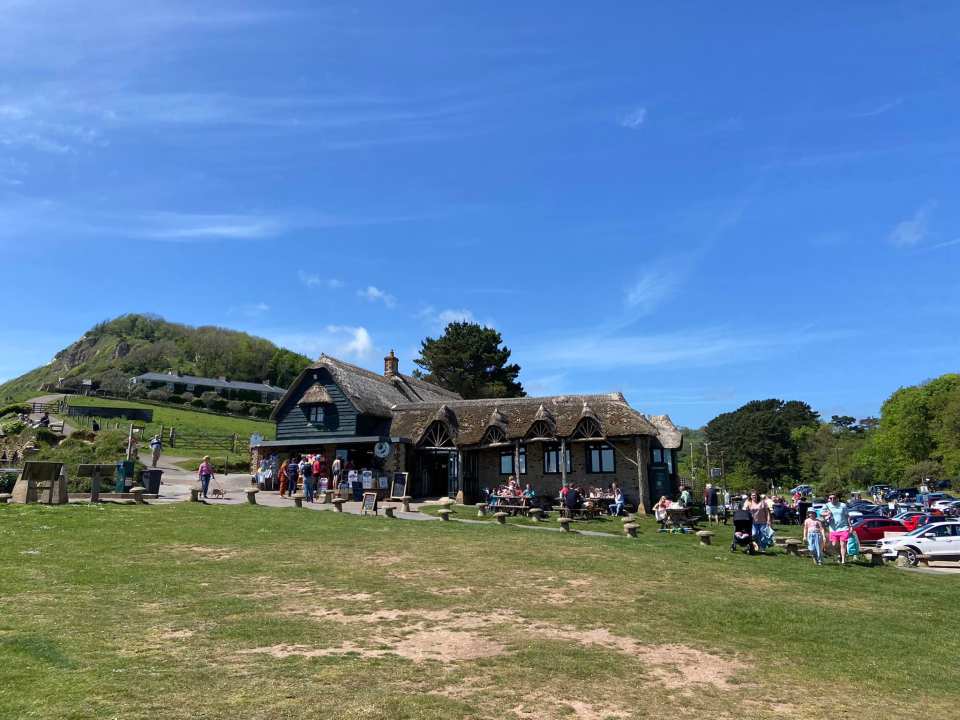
918, 492, 954, 508
931, 496, 959, 511
869, 484, 893, 498
851, 517, 907, 545
877, 521, 960, 565
901, 512, 946, 533
789, 484, 814, 497
887, 487, 919, 502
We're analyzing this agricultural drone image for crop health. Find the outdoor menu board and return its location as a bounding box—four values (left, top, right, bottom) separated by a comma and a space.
378, 476, 388, 490
361, 492, 377, 515
317, 477, 329, 493
347, 470, 358, 485
390, 472, 408, 500
361, 470, 373, 489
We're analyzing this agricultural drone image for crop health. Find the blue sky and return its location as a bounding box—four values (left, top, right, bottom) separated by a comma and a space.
2, 1, 959, 427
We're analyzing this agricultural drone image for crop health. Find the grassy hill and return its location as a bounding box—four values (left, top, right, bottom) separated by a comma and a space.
0, 314, 311, 402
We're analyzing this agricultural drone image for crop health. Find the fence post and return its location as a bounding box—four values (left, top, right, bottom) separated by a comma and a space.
169, 427, 176, 448
232, 433, 238, 453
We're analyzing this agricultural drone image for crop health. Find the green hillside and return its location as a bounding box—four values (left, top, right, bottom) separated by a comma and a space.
0, 314, 311, 401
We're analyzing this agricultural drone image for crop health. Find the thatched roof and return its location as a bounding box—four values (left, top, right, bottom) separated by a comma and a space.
647, 415, 683, 449
390, 393, 682, 448
273, 354, 461, 420
297, 383, 334, 406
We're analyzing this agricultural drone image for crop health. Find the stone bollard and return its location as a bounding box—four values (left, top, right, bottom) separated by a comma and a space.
696, 530, 714, 547
869, 548, 886, 567
528, 508, 543, 521
293, 493, 304, 509
189, 487, 200, 502
493, 511, 508, 525
622, 515, 636, 525
624, 522, 639, 538
438, 497, 454, 509
476, 502, 487, 518
0, 493, 12, 505
332, 498, 345, 512
558, 517, 573, 533
438, 508, 452, 521
400, 496, 412, 513
384, 506, 396, 519
130, 486, 146, 504
245, 487, 259, 505
784, 539, 801, 556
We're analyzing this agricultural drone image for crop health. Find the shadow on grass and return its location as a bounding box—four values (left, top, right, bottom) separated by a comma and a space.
0, 633, 76, 669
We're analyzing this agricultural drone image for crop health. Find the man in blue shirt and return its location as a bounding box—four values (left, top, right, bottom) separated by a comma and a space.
820, 493, 852, 564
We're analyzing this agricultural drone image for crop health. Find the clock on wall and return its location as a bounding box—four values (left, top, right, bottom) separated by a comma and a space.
374, 441, 392, 459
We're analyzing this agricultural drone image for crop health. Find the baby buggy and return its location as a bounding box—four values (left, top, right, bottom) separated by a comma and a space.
730, 509, 758, 555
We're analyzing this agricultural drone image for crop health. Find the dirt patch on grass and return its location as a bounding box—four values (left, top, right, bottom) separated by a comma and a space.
154, 628, 195, 641
245, 576, 379, 603
511, 700, 630, 720
170, 545, 239, 561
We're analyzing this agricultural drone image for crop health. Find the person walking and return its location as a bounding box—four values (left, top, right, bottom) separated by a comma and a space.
744, 491, 772, 547
198, 456, 215, 499
149, 434, 163, 468
821, 492, 852, 564
299, 455, 315, 502
802, 509, 825, 565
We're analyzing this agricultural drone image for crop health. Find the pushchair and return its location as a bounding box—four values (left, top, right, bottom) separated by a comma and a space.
730, 509, 758, 554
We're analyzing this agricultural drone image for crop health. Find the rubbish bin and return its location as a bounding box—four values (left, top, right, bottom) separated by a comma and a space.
351, 481, 363, 501
142, 469, 162, 495
115, 460, 135, 493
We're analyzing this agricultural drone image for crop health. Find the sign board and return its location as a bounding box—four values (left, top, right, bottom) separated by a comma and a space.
710, 468, 722, 478
361, 470, 373, 490
317, 477, 329, 493
361, 492, 378, 516
347, 470, 358, 484
378, 476, 388, 490
390, 472, 408, 500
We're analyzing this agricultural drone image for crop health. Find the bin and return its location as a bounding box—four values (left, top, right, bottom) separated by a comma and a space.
351, 481, 363, 501
115, 460, 135, 493
142, 469, 162, 495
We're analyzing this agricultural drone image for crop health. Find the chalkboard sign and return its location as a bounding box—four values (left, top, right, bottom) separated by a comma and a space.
390, 472, 408, 500
361, 492, 378, 515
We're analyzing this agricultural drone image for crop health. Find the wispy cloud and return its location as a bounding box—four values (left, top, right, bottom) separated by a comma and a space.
625, 266, 683, 315
299, 271, 344, 290
888, 202, 936, 248
618, 106, 647, 129
358, 286, 397, 308
268, 325, 374, 361
925, 237, 960, 252
416, 305, 495, 331
852, 97, 903, 118
228, 302, 270, 318
140, 212, 285, 241
520, 326, 856, 373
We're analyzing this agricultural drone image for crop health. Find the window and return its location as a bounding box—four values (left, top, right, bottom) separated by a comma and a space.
651, 448, 664, 463
587, 443, 615, 473
500, 447, 527, 475
308, 406, 324, 424
543, 445, 571, 474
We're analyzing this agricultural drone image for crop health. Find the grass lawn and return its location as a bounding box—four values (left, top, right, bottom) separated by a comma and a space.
1, 504, 957, 720
62, 396, 274, 443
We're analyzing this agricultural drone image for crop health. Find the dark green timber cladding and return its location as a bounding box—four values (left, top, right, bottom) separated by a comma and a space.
275, 368, 361, 440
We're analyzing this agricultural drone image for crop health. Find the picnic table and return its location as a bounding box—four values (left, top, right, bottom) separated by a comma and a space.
665, 507, 701, 528
487, 495, 530, 516
554, 495, 615, 519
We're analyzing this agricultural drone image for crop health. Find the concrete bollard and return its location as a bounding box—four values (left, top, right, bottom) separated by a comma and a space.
558, 517, 573, 533
130, 486, 146, 504
493, 511, 508, 525
189, 487, 200, 502
438, 508, 452, 521
245, 488, 259, 505
400, 496, 412, 513
332, 498, 345, 512
528, 508, 543, 521
293, 493, 304, 508
624, 522, 639, 538
476, 502, 487, 517
784, 539, 801, 556
696, 530, 715, 546
384, 506, 396, 518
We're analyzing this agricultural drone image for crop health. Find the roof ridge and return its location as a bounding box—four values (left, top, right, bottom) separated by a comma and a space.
393, 392, 625, 408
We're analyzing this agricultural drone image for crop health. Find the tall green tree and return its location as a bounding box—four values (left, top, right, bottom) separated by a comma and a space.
413, 322, 524, 399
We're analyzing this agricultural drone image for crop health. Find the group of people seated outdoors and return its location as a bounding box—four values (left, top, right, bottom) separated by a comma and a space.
487, 476, 536, 500
561, 482, 626, 516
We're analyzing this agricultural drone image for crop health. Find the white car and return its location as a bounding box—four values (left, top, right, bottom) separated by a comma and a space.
930, 497, 958, 511
877, 521, 960, 565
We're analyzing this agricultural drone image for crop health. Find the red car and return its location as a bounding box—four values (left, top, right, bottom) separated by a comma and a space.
851, 517, 907, 544
901, 513, 943, 533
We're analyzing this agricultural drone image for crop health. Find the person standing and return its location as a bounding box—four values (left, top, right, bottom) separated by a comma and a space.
821, 493, 852, 564
285, 456, 299, 497
704, 483, 719, 524
278, 458, 289, 497
331, 455, 342, 486
678, 485, 692, 508
149, 434, 163, 468
198, 456, 215, 499
300, 455, 314, 502
744, 491, 771, 546
802, 509, 825, 565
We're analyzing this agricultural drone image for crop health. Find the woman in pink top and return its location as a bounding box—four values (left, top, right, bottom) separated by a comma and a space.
198, 455, 215, 499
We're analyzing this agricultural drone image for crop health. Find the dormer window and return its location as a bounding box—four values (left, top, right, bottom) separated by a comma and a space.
308, 406, 324, 424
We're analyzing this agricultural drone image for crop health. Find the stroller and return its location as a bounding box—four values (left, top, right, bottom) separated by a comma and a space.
730, 509, 758, 555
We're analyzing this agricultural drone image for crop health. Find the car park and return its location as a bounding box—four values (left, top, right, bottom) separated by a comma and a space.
789, 484, 814, 497
901, 512, 946, 533
877, 521, 960, 565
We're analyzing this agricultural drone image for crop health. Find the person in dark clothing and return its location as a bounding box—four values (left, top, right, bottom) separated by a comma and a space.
563, 485, 582, 517
704, 484, 720, 524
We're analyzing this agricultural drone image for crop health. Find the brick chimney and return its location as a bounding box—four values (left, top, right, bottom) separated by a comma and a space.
384, 349, 399, 378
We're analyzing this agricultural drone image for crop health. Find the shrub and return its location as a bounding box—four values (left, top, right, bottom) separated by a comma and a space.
190, 398, 205, 409
1, 419, 26, 436
71, 429, 97, 442
129, 385, 147, 399
166, 394, 185, 405
208, 398, 228, 412
0, 470, 16, 494
181, 392, 195, 403
0, 403, 30, 417
226, 400, 247, 415
33, 427, 61, 445
147, 388, 171, 402
248, 404, 272, 419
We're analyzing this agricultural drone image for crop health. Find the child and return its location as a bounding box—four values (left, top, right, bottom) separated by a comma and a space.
802, 509, 824, 566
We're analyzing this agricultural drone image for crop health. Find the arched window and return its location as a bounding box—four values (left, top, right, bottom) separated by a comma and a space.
419, 421, 455, 448
481, 426, 507, 445
572, 416, 603, 439
526, 420, 555, 440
